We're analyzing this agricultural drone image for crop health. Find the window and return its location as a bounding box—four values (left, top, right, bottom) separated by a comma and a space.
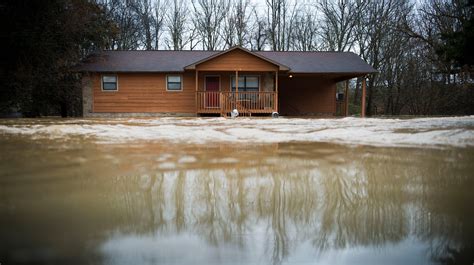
231, 76, 259, 102
231, 76, 259, 92
167, 75, 182, 91
102, 75, 118, 91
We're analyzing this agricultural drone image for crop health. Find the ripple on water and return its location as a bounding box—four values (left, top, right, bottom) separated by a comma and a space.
0, 116, 473, 147
178, 156, 197, 163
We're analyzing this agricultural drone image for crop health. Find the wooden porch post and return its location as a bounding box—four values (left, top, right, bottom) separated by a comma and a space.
195, 70, 199, 113
275, 71, 279, 113
235, 70, 239, 109
361, 76, 366, 118
344, 80, 349, 116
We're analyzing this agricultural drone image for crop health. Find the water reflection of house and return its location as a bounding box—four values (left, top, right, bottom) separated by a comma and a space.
2, 144, 472, 265
99, 148, 474, 265
77, 46, 376, 117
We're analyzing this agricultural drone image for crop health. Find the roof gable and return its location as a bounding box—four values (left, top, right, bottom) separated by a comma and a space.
184, 46, 290, 71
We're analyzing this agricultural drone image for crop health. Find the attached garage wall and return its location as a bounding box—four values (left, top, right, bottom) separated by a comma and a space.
91, 72, 196, 114
279, 75, 336, 116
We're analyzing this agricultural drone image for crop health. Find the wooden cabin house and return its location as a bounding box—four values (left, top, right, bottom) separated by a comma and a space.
78, 46, 376, 117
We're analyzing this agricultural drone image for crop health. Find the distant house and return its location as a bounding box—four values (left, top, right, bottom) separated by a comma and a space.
77, 46, 376, 117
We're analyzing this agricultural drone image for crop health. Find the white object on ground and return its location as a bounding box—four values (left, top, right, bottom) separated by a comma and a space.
231, 109, 239, 118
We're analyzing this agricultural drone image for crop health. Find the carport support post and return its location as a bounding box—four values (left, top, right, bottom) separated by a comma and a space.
344, 80, 349, 116
361, 76, 367, 118
275, 71, 279, 113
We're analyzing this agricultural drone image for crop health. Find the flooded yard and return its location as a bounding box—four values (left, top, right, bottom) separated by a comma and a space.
1, 117, 474, 265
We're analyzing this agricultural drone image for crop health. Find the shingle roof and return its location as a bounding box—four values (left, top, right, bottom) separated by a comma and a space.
256, 51, 377, 74
78, 50, 215, 72
77, 48, 376, 74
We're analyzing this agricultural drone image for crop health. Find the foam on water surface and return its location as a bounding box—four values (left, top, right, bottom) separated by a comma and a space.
0, 116, 473, 148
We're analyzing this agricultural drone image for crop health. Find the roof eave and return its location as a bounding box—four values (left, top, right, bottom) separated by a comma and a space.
287, 70, 378, 74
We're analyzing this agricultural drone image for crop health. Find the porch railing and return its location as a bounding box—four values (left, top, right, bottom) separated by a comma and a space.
197, 91, 277, 115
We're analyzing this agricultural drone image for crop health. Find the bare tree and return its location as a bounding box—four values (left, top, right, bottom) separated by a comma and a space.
291, 8, 320, 51
104, 0, 142, 50
250, 7, 267, 51
265, 0, 282, 51
400, 0, 474, 114
234, 0, 251, 47
319, 0, 365, 52
191, 0, 230, 50
222, 4, 237, 48
402, 0, 472, 84
152, 0, 168, 49
133, 0, 154, 50
222, 0, 251, 48
132, 0, 167, 50
166, 0, 188, 50
188, 27, 201, 50
354, 0, 412, 115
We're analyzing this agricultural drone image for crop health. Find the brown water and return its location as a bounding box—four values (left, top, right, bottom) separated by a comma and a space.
1, 125, 474, 265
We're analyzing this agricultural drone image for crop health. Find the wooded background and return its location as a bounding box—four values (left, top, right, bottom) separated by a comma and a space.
0, 0, 472, 117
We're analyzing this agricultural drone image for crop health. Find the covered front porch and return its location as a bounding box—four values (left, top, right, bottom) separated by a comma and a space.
194, 70, 279, 116
197, 91, 277, 116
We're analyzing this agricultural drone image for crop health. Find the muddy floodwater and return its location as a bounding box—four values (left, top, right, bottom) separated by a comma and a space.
1, 117, 474, 265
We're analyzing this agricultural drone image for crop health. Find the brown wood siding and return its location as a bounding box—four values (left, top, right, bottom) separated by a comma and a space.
89, 72, 336, 115
279, 76, 336, 115
92, 73, 196, 113
196, 49, 278, 72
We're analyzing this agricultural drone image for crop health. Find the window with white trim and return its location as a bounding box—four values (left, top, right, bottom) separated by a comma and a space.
167, 75, 182, 91
102, 75, 118, 91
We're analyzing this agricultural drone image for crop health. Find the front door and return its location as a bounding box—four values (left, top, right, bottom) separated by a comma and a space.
205, 76, 220, 108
